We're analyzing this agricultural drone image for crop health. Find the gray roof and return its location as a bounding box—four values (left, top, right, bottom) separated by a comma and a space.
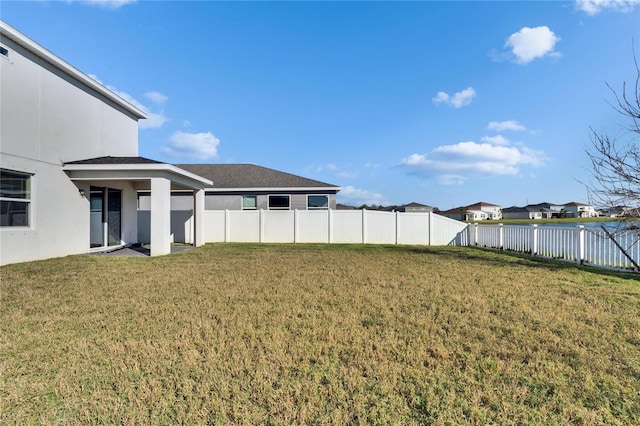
64, 156, 164, 165
176, 164, 339, 190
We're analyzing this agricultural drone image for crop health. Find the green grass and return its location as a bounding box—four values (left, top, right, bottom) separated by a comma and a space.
2, 244, 639, 424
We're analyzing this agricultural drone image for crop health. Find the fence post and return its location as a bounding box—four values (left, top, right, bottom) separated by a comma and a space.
576, 225, 585, 265
362, 208, 367, 244
395, 211, 399, 245
328, 209, 332, 244
224, 209, 229, 243
428, 212, 434, 246
531, 224, 538, 256
259, 209, 264, 243
294, 209, 299, 243
499, 223, 504, 250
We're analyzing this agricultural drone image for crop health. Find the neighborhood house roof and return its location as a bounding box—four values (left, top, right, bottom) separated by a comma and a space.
176, 164, 340, 191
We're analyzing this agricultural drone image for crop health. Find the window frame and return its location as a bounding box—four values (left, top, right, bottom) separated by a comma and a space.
0, 169, 32, 228
307, 194, 329, 210
242, 195, 257, 210
268, 194, 290, 210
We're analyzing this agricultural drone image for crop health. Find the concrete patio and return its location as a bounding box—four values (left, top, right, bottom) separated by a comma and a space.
88, 245, 195, 257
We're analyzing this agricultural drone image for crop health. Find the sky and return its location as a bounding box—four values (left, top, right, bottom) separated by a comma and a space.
2, 0, 639, 209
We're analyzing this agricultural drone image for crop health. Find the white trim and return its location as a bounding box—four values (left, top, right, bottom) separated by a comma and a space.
0, 20, 147, 119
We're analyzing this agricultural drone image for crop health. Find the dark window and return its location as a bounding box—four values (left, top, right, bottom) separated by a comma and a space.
0, 169, 31, 227
268, 195, 290, 210
0, 46, 8, 57
308, 195, 329, 209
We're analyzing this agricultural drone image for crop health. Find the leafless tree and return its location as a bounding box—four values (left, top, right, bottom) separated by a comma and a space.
585, 50, 640, 225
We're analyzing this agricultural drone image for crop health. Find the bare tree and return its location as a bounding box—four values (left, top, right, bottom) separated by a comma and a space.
585, 50, 640, 223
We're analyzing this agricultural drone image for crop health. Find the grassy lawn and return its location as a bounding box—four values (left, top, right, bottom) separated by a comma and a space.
1, 244, 639, 424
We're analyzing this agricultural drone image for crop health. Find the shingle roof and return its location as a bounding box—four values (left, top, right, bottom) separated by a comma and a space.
175, 164, 339, 190
64, 156, 165, 165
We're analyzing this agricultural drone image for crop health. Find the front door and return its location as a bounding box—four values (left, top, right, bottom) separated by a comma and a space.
90, 186, 121, 248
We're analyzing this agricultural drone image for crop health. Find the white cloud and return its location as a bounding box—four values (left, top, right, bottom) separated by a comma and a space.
112, 90, 168, 129
68, 0, 137, 9
400, 141, 546, 185
162, 131, 220, 160
576, 0, 639, 15
505, 26, 561, 64
481, 135, 511, 146
432, 87, 476, 108
487, 120, 526, 132
337, 186, 386, 206
144, 91, 168, 105
87, 74, 169, 129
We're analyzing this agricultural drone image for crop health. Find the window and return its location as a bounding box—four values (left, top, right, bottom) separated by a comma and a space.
268, 195, 290, 210
308, 195, 329, 209
0, 169, 31, 227
0, 46, 8, 57
242, 195, 257, 210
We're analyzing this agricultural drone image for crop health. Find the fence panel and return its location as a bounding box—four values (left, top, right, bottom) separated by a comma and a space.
431, 215, 468, 245
228, 210, 260, 242
476, 224, 501, 249
584, 228, 640, 270
365, 210, 397, 244
204, 211, 226, 242
397, 213, 430, 245
263, 210, 295, 243
537, 226, 576, 261
296, 210, 330, 243
331, 210, 364, 243
503, 225, 530, 253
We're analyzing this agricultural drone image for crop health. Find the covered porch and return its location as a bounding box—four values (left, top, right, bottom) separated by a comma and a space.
63, 157, 212, 256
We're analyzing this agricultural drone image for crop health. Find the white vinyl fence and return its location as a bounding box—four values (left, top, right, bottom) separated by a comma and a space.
470, 223, 640, 272
137, 210, 639, 272
203, 209, 468, 245
138, 209, 468, 247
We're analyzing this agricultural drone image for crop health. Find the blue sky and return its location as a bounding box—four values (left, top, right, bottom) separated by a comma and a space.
2, 1, 639, 209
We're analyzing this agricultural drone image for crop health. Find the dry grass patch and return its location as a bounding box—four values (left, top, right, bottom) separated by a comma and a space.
1, 244, 639, 424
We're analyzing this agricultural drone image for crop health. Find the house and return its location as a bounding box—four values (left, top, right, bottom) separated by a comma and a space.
135, 164, 340, 244
465, 202, 502, 220
437, 202, 501, 221
0, 21, 211, 265
396, 202, 435, 213
525, 202, 564, 218
502, 206, 544, 220
138, 164, 340, 212
563, 202, 599, 218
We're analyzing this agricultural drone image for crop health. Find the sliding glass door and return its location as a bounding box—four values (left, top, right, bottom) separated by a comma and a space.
90, 186, 121, 248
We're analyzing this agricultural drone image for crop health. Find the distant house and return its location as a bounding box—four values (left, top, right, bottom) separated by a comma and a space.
138, 164, 340, 211
396, 202, 435, 213
438, 201, 501, 221
563, 202, 598, 218
526, 202, 564, 219
502, 206, 544, 220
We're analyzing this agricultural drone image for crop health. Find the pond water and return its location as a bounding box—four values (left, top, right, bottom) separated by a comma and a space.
534, 221, 628, 230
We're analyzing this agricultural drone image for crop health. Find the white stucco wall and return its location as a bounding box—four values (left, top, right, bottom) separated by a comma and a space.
0, 36, 139, 163
0, 28, 141, 265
